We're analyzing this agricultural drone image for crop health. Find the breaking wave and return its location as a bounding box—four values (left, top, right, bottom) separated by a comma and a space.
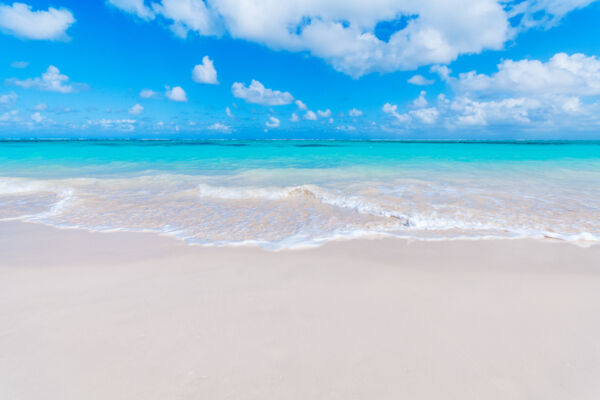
1, 175, 599, 249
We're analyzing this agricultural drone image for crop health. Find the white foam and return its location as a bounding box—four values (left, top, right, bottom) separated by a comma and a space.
0, 174, 598, 250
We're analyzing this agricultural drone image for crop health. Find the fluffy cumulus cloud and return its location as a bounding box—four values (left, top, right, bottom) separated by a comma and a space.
232, 80, 293, 106
140, 89, 159, 98
0, 92, 18, 104
382, 103, 410, 122
265, 116, 280, 128
107, 0, 155, 20
383, 93, 438, 125
383, 52, 600, 131
152, 0, 221, 38
31, 111, 44, 123
0, 2, 75, 40
109, 0, 220, 36
348, 108, 363, 117
505, 0, 597, 30
413, 91, 428, 107
192, 55, 218, 84
304, 110, 317, 120
383, 95, 540, 128
411, 107, 438, 124
0, 109, 20, 123
455, 53, 600, 96
317, 109, 331, 118
9, 65, 82, 93
295, 100, 307, 110
106, 0, 596, 77
431, 64, 451, 80
408, 75, 434, 86
165, 85, 187, 101
447, 52, 600, 128
129, 104, 144, 115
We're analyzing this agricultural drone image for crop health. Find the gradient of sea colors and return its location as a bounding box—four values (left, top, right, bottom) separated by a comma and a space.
1, 140, 598, 249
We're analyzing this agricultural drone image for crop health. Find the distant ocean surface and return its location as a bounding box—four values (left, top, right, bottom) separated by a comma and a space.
1, 140, 599, 249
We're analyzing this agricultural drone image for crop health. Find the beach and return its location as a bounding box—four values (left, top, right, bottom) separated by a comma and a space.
4, 0, 600, 397
2, 221, 599, 399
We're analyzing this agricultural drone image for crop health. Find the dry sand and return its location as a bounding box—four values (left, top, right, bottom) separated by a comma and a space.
1, 221, 599, 399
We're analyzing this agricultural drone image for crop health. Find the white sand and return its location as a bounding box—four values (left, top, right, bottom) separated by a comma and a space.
1, 221, 600, 399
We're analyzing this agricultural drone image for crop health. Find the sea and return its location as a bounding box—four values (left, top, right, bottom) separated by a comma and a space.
1, 140, 599, 249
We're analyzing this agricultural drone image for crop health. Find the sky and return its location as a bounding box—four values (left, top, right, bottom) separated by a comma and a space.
1, 0, 600, 139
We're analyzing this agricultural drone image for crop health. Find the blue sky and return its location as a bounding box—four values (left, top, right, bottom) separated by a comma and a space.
1, 0, 600, 139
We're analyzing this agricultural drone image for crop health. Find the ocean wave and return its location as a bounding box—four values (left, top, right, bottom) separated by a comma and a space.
1, 174, 598, 249
196, 183, 411, 222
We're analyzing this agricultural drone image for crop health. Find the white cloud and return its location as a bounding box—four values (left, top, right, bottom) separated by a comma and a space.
348, 108, 363, 117
382, 52, 600, 130
10, 61, 29, 69
336, 124, 356, 131
232, 80, 293, 106
317, 109, 331, 118
31, 112, 44, 123
0, 92, 18, 104
109, 0, 221, 37
129, 103, 144, 115
295, 99, 307, 110
165, 85, 187, 102
506, 0, 597, 30
383, 90, 600, 130
265, 116, 280, 128
290, 112, 299, 122
0, 110, 19, 122
225, 106, 233, 117
430, 65, 451, 80
140, 89, 159, 98
10, 65, 81, 93
192, 55, 218, 84
0, 3, 75, 40
34, 103, 47, 111
411, 107, 438, 124
408, 75, 434, 86
447, 96, 545, 126
107, 0, 155, 20
304, 110, 317, 120
152, 0, 221, 38
208, 122, 232, 132
413, 90, 428, 107
562, 96, 581, 113
87, 118, 137, 131
455, 53, 600, 96
109, 0, 595, 78
382, 103, 410, 122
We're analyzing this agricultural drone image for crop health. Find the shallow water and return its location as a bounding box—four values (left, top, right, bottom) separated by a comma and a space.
1, 140, 599, 249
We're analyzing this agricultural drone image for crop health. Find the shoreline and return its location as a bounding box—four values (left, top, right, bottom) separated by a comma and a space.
1, 221, 600, 399
3, 219, 599, 252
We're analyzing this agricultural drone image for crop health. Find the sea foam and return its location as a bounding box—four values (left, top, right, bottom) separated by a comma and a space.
1, 171, 598, 249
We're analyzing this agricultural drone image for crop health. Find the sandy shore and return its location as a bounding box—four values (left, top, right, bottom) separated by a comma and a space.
1, 221, 599, 399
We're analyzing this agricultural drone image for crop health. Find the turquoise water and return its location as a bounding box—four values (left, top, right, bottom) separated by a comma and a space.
1, 140, 599, 248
